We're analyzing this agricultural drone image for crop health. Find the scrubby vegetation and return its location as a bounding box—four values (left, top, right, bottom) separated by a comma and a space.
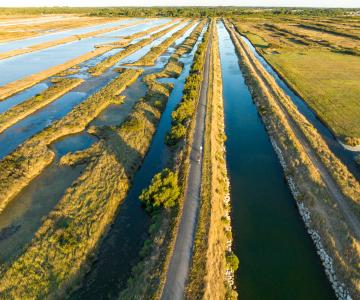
0, 7, 356, 18
88, 19, 184, 76
186, 21, 237, 300
0, 63, 172, 298
0, 77, 83, 133
129, 20, 196, 66
0, 69, 141, 214
165, 23, 210, 146
118, 20, 210, 300
140, 168, 180, 210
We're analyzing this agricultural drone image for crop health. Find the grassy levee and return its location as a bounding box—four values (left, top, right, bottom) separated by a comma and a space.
0, 77, 83, 133
185, 21, 236, 300
111, 18, 178, 46
231, 19, 360, 146
0, 68, 173, 298
88, 19, 185, 76
0, 69, 142, 215
0, 45, 113, 101
0, 20, 166, 102
227, 20, 360, 218
118, 20, 211, 300
0, 19, 148, 60
128, 20, 196, 66
224, 20, 360, 298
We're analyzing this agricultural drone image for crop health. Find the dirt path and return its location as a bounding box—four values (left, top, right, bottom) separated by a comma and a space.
160, 29, 212, 300
228, 22, 360, 241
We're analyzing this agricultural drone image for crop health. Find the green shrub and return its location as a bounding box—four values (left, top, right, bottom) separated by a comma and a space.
139, 168, 180, 210
166, 123, 186, 146
226, 251, 239, 271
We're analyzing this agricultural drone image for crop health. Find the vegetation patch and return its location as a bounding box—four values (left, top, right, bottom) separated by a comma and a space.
128, 20, 196, 66
0, 63, 172, 298
0, 69, 142, 215
118, 19, 211, 300
140, 168, 180, 211
0, 77, 83, 133
88, 19, 184, 76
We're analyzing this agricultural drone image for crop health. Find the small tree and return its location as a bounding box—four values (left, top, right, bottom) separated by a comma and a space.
165, 124, 186, 146
139, 168, 180, 210
226, 251, 239, 271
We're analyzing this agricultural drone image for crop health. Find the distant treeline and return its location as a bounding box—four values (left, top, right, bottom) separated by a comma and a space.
0, 7, 358, 17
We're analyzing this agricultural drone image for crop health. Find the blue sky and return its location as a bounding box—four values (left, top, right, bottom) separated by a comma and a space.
0, 0, 359, 8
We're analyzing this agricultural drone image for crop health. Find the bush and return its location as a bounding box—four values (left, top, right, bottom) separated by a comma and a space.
226, 251, 239, 271
139, 168, 180, 210
165, 123, 186, 146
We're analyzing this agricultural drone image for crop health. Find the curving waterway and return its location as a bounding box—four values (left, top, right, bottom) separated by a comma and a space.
217, 21, 336, 300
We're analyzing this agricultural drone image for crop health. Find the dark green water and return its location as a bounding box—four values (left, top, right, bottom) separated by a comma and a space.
217, 22, 336, 300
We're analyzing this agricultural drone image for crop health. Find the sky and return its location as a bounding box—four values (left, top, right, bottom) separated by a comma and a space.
0, 0, 359, 8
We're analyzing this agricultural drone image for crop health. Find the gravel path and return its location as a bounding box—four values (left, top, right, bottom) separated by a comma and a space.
160, 29, 212, 300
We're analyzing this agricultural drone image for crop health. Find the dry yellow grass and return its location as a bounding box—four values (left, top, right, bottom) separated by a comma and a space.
128, 20, 196, 66
0, 69, 142, 215
231, 18, 360, 145
0, 77, 83, 133
0, 63, 172, 300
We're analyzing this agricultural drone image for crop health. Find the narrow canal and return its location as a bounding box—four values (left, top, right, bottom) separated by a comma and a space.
240, 34, 360, 181
217, 21, 335, 300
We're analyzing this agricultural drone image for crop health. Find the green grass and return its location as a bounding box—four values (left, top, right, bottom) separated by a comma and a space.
232, 18, 360, 145
265, 48, 360, 142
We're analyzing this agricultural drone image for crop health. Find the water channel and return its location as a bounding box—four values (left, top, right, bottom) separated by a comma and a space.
239, 33, 360, 181
0, 21, 200, 299
70, 24, 205, 300
0, 20, 186, 159
218, 21, 335, 300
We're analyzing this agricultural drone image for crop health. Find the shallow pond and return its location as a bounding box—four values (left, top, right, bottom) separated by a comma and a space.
0, 19, 169, 86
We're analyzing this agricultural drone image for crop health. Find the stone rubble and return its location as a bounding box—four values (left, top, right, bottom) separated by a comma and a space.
270, 137, 352, 300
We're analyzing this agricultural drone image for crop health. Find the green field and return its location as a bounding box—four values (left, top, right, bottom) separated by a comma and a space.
233, 16, 360, 145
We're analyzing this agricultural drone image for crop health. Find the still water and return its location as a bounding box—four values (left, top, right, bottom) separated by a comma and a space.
218, 21, 335, 300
